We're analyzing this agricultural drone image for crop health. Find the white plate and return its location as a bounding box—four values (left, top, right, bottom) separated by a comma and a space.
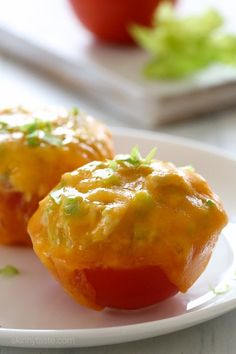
0, 127, 236, 349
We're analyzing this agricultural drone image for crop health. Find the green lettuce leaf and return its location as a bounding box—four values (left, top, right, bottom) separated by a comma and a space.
130, 2, 236, 79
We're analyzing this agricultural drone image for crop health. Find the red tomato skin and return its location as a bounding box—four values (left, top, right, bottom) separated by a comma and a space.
0, 190, 38, 246
83, 266, 178, 310
69, 0, 172, 43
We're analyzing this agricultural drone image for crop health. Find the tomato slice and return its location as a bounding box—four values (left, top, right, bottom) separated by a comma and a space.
84, 266, 178, 309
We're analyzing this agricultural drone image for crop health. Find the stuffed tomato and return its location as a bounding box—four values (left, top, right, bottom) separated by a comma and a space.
0, 106, 113, 245
28, 148, 227, 309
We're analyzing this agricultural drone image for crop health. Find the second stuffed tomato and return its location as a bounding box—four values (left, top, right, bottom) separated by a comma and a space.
0, 106, 113, 246
28, 149, 227, 310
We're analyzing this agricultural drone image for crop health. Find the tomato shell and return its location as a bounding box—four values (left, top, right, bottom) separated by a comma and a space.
69, 0, 174, 43
83, 265, 178, 310
0, 190, 38, 246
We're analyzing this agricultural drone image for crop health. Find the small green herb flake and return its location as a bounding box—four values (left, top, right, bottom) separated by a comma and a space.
108, 160, 118, 171
63, 197, 79, 216
115, 147, 157, 167
144, 147, 157, 164
206, 199, 215, 207
70, 107, 80, 116
0, 265, 19, 277
63, 196, 87, 217
20, 119, 52, 135
130, 146, 142, 164
26, 131, 41, 147
0, 121, 9, 131
19, 118, 63, 147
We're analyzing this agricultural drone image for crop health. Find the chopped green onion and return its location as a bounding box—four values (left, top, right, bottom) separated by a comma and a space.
144, 147, 157, 164
108, 160, 118, 171
63, 197, 79, 216
20, 119, 52, 135
206, 199, 215, 207
63, 196, 87, 217
0, 265, 19, 277
0, 121, 9, 131
26, 131, 41, 147
130, 146, 142, 165
19, 118, 63, 147
115, 147, 157, 167
70, 107, 80, 116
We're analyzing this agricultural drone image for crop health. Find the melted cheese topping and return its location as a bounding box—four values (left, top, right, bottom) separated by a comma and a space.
28, 157, 228, 294
0, 106, 113, 197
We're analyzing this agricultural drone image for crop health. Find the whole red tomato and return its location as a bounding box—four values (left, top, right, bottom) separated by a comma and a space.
69, 0, 174, 44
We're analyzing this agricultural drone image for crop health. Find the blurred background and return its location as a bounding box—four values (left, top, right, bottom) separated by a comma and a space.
0, 0, 236, 153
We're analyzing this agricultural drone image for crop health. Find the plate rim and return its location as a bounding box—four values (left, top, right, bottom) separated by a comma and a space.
112, 126, 236, 162
1, 296, 236, 348
1, 127, 236, 348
